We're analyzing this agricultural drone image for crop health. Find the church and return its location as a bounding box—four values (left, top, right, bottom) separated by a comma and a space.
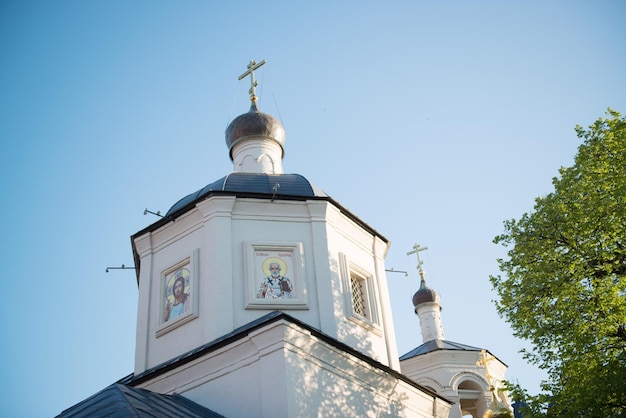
57, 61, 513, 418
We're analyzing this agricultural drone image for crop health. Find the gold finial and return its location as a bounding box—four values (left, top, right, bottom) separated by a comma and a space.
238, 59, 267, 105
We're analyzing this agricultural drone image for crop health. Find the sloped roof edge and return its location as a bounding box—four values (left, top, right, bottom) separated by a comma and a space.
399, 339, 508, 367
56, 383, 225, 418
119, 311, 452, 405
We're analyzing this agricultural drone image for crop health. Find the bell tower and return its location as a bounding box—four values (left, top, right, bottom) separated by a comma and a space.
407, 243, 445, 342
400, 243, 513, 418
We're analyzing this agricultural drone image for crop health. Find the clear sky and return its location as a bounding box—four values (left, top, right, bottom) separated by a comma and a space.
1, 1, 625, 417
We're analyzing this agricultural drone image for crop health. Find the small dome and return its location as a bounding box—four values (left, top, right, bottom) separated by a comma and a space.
412, 277, 440, 308
225, 103, 286, 160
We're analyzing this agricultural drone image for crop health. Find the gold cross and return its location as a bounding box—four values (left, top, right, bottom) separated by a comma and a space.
238, 59, 267, 103
407, 243, 428, 276
476, 349, 496, 385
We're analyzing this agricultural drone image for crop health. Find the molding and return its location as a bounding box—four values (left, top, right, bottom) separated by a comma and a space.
450, 370, 489, 391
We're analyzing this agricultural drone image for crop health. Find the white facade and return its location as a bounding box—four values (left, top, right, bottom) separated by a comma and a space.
134, 316, 452, 418
133, 194, 400, 375
401, 348, 510, 418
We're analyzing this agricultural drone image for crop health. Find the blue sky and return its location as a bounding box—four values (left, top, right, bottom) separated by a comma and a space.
1, 1, 625, 416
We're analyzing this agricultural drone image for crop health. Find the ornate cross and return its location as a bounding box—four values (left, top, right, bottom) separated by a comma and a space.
407, 243, 428, 276
238, 59, 267, 103
476, 349, 496, 386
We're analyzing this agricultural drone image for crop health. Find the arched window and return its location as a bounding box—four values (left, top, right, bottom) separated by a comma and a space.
458, 379, 483, 418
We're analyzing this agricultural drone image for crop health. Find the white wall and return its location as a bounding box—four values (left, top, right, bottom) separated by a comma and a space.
133, 195, 399, 374
135, 319, 451, 418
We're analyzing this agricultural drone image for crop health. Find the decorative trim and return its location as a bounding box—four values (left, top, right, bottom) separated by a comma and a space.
416, 376, 445, 393
156, 249, 199, 337
244, 242, 308, 309
450, 370, 488, 391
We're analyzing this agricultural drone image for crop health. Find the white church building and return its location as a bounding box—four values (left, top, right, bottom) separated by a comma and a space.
58, 61, 513, 418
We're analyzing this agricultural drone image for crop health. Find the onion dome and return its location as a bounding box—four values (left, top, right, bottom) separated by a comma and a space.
412, 271, 440, 311
225, 102, 286, 160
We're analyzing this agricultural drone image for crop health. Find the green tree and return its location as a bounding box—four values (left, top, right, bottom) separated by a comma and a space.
491, 110, 626, 416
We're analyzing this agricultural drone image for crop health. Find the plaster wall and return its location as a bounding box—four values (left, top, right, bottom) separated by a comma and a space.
135, 319, 451, 418
415, 302, 445, 342
133, 195, 398, 374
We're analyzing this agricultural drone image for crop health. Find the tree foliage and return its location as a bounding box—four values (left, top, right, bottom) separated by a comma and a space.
491, 110, 626, 416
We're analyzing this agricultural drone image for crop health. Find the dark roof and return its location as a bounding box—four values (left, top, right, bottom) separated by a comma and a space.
131, 174, 388, 285
119, 311, 452, 406
166, 172, 327, 216
399, 339, 484, 360
56, 383, 225, 418
412, 282, 440, 307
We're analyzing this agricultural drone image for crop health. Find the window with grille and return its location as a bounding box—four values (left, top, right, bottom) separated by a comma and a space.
339, 253, 380, 329
350, 274, 368, 318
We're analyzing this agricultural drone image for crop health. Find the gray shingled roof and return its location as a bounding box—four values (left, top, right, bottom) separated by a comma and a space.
399, 339, 483, 360
56, 383, 225, 418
